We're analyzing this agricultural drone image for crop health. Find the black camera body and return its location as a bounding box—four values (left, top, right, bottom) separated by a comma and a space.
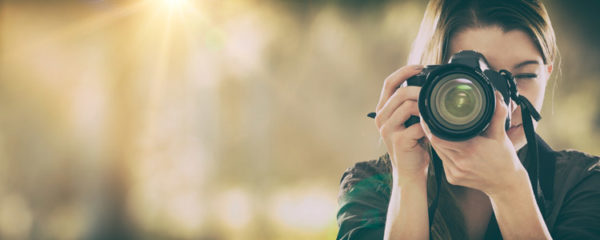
404, 50, 514, 141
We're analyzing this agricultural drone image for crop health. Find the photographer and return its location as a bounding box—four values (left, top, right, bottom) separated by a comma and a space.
336, 0, 600, 239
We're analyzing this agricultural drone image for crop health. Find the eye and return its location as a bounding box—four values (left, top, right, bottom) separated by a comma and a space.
513, 73, 537, 88
514, 73, 537, 79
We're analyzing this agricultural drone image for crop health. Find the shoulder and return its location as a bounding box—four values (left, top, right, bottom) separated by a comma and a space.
555, 149, 600, 170
535, 135, 599, 195
553, 149, 600, 189
336, 154, 392, 239
547, 148, 600, 235
338, 153, 392, 200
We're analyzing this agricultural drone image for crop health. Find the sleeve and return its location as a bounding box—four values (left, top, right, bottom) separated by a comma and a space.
551, 172, 600, 239
336, 162, 391, 240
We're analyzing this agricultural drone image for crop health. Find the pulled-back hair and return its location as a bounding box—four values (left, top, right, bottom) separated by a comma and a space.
408, 0, 557, 65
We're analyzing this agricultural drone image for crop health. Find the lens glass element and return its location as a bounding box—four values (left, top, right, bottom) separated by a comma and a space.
444, 84, 476, 118
430, 73, 486, 130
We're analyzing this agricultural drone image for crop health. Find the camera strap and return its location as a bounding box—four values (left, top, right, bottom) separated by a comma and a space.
428, 148, 444, 239
428, 148, 443, 229
516, 94, 545, 215
502, 69, 545, 214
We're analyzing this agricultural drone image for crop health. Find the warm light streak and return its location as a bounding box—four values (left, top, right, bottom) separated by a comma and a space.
4, 1, 149, 60
161, 0, 187, 9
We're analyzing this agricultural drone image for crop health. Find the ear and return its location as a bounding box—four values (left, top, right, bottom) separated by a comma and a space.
546, 64, 553, 74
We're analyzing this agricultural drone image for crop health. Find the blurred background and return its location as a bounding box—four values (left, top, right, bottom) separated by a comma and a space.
0, 0, 599, 239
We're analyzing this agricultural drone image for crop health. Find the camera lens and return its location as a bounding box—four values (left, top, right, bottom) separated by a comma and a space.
413, 51, 505, 140
444, 84, 476, 118
430, 73, 485, 130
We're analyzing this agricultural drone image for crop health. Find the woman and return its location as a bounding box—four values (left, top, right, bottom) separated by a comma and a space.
336, 0, 600, 239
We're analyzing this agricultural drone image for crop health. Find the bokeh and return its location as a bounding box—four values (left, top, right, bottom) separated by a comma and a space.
0, 0, 599, 239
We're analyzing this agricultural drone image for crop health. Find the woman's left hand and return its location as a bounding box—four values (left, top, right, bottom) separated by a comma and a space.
421, 91, 528, 196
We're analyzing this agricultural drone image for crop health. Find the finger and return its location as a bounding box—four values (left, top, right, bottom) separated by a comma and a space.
375, 86, 421, 125
420, 116, 432, 139
430, 146, 460, 185
391, 123, 427, 152
421, 122, 463, 155
403, 123, 427, 142
379, 100, 420, 132
376, 65, 424, 112
485, 91, 509, 139
401, 124, 425, 144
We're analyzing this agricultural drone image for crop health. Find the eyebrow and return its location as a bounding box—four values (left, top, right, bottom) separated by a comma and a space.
513, 60, 540, 69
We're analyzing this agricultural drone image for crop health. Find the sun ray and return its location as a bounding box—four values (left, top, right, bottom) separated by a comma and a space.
149, 2, 174, 100
4, 1, 151, 60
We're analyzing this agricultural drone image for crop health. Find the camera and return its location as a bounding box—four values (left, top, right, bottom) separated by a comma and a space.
404, 50, 514, 141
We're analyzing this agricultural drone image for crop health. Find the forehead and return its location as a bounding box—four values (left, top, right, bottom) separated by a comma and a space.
449, 26, 543, 70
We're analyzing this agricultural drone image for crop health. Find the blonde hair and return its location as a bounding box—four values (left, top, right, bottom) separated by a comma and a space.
408, 0, 558, 238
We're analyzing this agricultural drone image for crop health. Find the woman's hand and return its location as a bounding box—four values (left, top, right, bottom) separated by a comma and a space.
422, 92, 528, 196
377, 65, 431, 239
375, 65, 429, 185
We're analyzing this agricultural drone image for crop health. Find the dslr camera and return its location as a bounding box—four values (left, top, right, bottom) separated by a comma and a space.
404, 50, 516, 141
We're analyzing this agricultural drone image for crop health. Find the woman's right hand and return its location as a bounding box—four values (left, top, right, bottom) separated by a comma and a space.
374, 65, 429, 185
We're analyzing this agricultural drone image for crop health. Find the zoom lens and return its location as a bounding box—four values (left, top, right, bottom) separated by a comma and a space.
430, 73, 486, 130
